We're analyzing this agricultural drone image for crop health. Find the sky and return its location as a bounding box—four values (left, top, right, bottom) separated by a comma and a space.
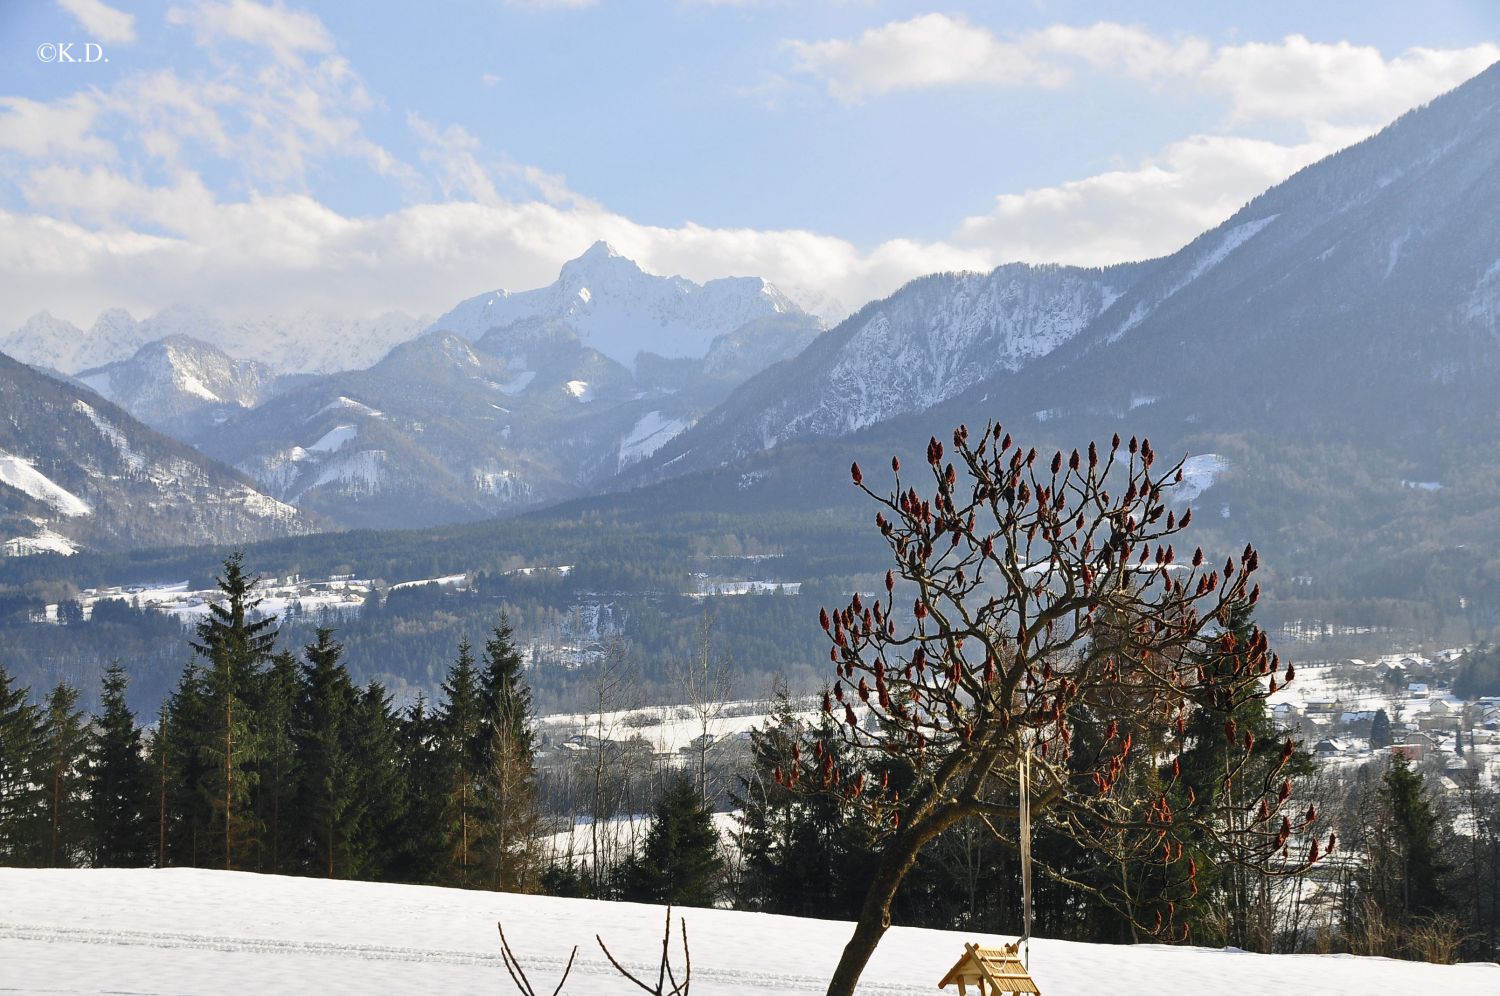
1, 0, 1498, 333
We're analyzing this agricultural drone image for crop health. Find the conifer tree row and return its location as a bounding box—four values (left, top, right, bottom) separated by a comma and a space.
0, 555, 546, 891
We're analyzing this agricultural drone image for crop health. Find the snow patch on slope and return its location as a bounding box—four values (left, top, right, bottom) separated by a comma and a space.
497, 370, 537, 394
617, 411, 690, 470
3, 524, 79, 557
72, 401, 147, 473
314, 397, 383, 420
1173, 454, 1230, 504
1113, 216, 1278, 341
308, 425, 358, 454
0, 452, 91, 516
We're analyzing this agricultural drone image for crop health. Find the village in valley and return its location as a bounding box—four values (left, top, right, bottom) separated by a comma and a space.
1267, 650, 1500, 788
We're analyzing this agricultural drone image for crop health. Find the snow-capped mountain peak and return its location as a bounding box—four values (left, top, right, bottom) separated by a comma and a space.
429, 244, 813, 369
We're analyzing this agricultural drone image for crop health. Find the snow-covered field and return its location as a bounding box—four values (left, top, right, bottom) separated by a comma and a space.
1, 870, 1495, 995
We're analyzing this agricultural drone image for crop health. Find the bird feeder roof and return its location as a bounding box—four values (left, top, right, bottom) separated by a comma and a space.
937, 942, 1041, 993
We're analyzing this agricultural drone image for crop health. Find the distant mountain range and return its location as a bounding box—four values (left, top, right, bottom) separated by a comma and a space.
0, 246, 823, 543
2, 307, 427, 376
0, 352, 312, 557
6, 59, 1500, 582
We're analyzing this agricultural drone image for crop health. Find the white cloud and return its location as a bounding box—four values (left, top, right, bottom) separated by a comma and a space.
785, 15, 1216, 103
787, 17, 1499, 133
0, 93, 114, 160
785, 14, 1064, 102
1202, 36, 1500, 127
166, 0, 334, 61
409, 115, 502, 206
954, 134, 1335, 265
0, 160, 983, 330
56, 0, 137, 44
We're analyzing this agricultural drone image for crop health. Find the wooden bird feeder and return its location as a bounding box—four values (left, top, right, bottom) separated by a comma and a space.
937, 942, 1040, 995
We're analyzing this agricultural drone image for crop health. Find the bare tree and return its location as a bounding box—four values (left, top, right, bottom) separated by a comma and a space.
585, 638, 637, 897
673, 611, 734, 808
798, 424, 1326, 996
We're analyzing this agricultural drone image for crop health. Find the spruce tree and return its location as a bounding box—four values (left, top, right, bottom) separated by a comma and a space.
350, 681, 407, 880
256, 650, 300, 874
292, 628, 361, 878
0, 665, 41, 864
623, 773, 722, 907
436, 639, 484, 886
191, 552, 278, 870
393, 693, 445, 884
1371, 752, 1451, 920
1371, 709, 1393, 749
146, 703, 171, 868
86, 664, 152, 867
163, 661, 213, 866
36, 682, 90, 867
478, 620, 540, 892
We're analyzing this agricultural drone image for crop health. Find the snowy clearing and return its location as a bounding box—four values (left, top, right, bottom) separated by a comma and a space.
0, 451, 91, 516
497, 370, 537, 394
308, 424, 359, 453
618, 410, 690, 469
2, 525, 79, 557
1173, 454, 1229, 504
0, 869, 1493, 995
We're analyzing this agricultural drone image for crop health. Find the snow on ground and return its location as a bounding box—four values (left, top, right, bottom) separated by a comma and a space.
0, 869, 1493, 995
389, 573, 468, 591
51, 575, 395, 625
313, 396, 384, 420
686, 575, 802, 599
497, 369, 537, 394
73, 401, 148, 473
2, 525, 78, 557
618, 410, 690, 470
177, 371, 220, 401
566, 379, 594, 402
1111, 216, 1278, 342
307, 424, 358, 453
537, 696, 824, 757
0, 451, 91, 516
1173, 454, 1229, 504
538, 811, 743, 864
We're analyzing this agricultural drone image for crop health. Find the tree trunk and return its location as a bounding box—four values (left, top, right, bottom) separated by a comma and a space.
825, 807, 962, 996
157, 746, 166, 868
224, 696, 233, 871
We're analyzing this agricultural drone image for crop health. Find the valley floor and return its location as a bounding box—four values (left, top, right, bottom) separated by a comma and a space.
2, 869, 1497, 994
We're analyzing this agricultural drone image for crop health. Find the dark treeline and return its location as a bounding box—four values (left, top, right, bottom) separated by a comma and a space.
0, 575, 834, 720
2, 556, 1496, 964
